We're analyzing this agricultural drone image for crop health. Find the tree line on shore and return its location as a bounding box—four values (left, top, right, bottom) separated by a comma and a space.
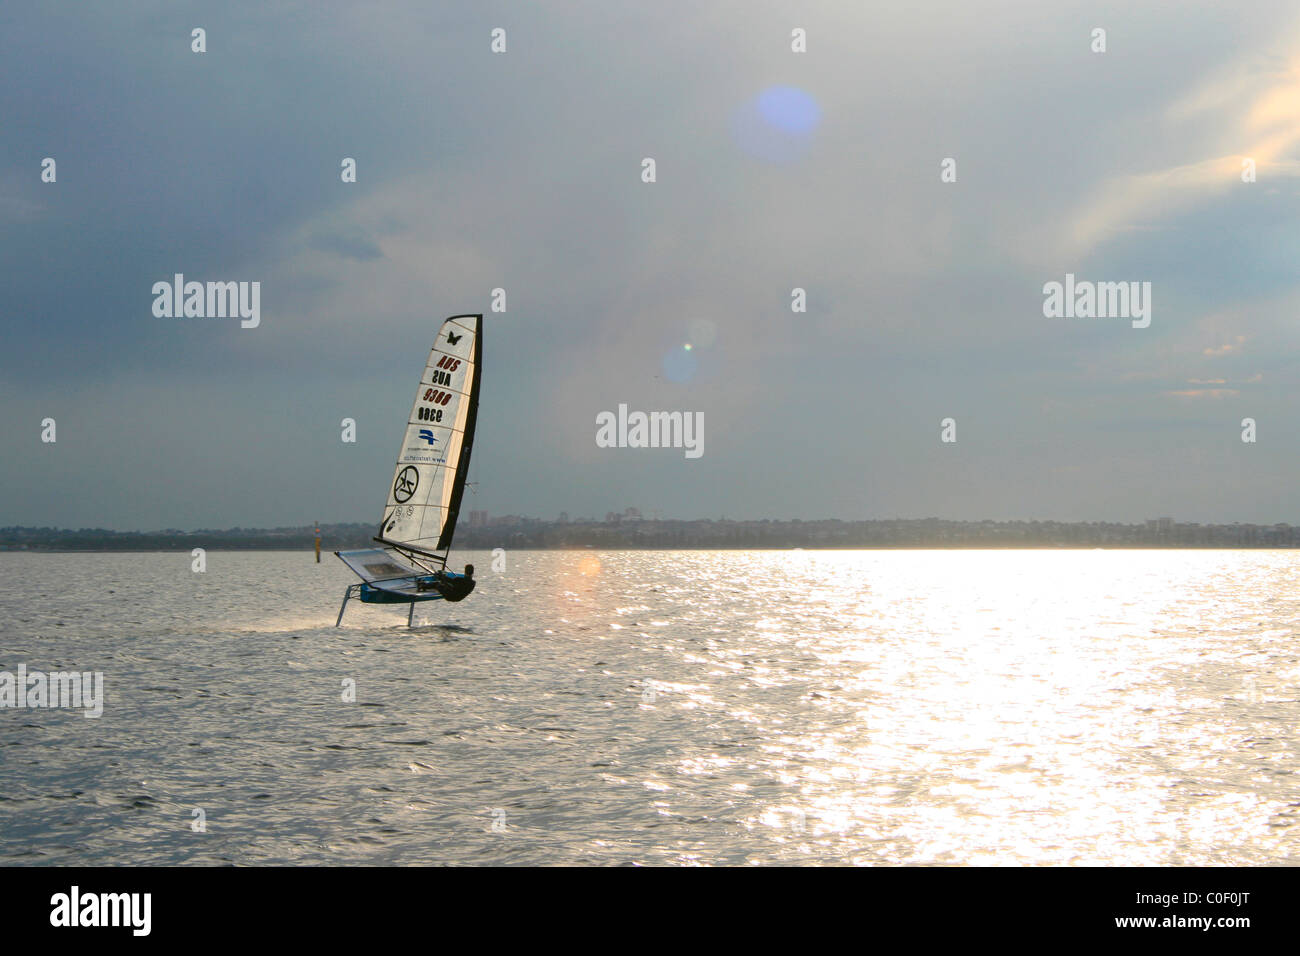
3, 517, 1298, 551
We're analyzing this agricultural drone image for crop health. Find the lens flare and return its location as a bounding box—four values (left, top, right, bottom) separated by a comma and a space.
662, 346, 699, 383
731, 86, 821, 163
757, 86, 821, 134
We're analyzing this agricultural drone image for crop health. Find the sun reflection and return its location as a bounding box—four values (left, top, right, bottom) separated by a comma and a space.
659, 549, 1293, 864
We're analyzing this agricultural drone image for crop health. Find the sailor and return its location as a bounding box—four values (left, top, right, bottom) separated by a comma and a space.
434, 564, 476, 602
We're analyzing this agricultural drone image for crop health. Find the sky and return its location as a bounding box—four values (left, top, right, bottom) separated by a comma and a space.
4, 1, 1300, 530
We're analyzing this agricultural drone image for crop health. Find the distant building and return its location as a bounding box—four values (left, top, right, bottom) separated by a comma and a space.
468, 510, 488, 528
558, 512, 569, 524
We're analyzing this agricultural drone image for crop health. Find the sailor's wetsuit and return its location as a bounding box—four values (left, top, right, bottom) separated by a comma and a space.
418, 563, 474, 602
432, 573, 475, 602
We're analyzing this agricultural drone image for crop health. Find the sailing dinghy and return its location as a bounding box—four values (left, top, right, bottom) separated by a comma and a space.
334, 313, 482, 626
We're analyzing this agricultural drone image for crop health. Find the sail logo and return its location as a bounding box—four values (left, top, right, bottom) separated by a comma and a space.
0, 664, 103, 718
151, 274, 261, 328
1042, 274, 1151, 328
393, 466, 419, 502
417, 429, 437, 444
596, 404, 704, 459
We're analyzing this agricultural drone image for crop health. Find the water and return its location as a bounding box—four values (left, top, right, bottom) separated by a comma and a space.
1, 549, 1297, 865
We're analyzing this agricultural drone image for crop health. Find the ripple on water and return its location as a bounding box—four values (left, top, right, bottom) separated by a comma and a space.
1, 549, 1298, 864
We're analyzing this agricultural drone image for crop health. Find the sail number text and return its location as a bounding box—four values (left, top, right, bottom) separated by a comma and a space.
419, 387, 454, 423
427, 355, 462, 386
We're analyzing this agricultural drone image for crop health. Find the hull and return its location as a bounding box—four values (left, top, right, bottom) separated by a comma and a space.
357, 570, 473, 603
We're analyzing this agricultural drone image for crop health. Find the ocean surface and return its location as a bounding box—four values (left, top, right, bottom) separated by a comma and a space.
1, 549, 1297, 866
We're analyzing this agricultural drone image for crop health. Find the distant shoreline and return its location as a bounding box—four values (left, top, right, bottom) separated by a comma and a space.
4, 517, 1299, 552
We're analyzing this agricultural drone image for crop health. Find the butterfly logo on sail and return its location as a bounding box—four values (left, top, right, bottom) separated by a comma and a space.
447, 331, 462, 345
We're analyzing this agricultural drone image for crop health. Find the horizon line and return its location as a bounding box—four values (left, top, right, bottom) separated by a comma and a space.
4, 515, 1300, 536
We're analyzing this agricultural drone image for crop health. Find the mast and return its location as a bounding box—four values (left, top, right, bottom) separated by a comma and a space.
437, 314, 482, 552
371, 313, 482, 566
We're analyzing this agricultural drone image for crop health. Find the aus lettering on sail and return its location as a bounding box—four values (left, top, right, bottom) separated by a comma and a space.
152, 274, 260, 328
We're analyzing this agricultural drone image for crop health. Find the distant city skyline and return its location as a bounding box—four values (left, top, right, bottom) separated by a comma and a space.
9, 512, 1300, 553
5, 508, 1295, 534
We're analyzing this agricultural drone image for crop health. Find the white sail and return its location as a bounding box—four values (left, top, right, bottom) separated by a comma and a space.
376, 314, 482, 558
